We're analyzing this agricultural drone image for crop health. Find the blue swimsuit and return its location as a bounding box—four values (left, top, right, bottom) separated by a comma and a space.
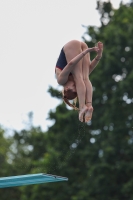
56, 48, 67, 70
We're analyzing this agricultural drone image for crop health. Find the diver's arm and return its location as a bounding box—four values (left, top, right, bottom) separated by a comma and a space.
89, 56, 102, 74
57, 47, 98, 85
89, 42, 103, 74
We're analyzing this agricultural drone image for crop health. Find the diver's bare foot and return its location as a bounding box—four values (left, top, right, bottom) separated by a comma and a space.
79, 105, 88, 122
85, 106, 93, 122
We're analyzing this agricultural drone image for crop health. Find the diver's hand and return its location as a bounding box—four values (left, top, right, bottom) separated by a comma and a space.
83, 47, 99, 55
96, 41, 103, 59
88, 47, 99, 52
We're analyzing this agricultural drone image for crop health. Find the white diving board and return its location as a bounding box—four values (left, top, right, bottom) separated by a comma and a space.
0, 173, 68, 188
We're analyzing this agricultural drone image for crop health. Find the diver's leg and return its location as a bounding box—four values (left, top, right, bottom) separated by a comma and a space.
81, 42, 93, 122
64, 40, 87, 122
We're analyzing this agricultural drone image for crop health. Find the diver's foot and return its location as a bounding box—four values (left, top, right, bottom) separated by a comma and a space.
85, 106, 93, 122
79, 106, 88, 122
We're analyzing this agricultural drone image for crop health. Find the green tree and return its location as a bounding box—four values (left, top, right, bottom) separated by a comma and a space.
81, 1, 133, 199
0, 127, 21, 200
0, 128, 11, 175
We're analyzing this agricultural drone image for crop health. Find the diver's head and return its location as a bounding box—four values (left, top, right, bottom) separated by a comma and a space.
62, 79, 79, 110
63, 79, 77, 100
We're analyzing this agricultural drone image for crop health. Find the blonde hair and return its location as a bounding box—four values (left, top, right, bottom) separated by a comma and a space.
62, 90, 79, 111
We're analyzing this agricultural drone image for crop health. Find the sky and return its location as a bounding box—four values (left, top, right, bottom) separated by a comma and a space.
0, 0, 130, 133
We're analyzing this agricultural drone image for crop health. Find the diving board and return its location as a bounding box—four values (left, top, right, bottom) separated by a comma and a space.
0, 173, 68, 188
